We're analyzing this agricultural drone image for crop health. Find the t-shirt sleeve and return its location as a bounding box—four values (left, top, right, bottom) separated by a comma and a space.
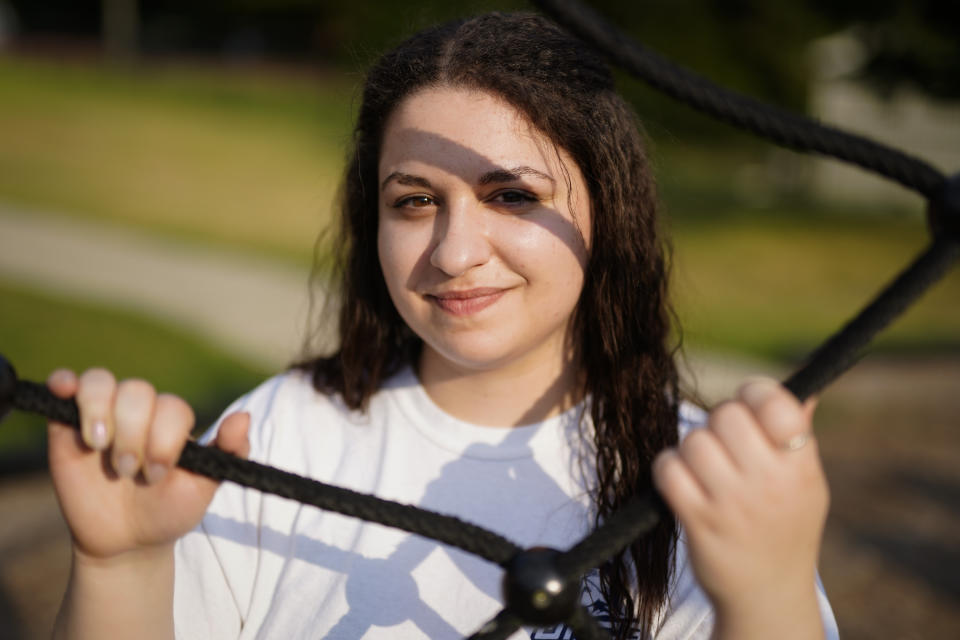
817, 572, 840, 640
174, 527, 243, 640
172, 375, 290, 639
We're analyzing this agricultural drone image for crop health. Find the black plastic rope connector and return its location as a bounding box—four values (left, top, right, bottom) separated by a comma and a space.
502, 547, 579, 625
927, 173, 960, 243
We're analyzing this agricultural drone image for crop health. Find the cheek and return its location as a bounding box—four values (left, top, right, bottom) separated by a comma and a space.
378, 219, 431, 295
503, 225, 587, 300
377, 222, 405, 293
514, 217, 588, 268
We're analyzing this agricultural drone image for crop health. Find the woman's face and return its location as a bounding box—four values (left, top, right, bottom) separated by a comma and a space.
377, 86, 591, 378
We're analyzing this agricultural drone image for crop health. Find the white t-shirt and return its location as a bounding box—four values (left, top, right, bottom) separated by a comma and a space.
173, 367, 838, 639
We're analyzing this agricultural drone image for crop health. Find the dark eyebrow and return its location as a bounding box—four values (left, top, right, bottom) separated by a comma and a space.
381, 166, 554, 191
381, 172, 432, 192
478, 166, 555, 186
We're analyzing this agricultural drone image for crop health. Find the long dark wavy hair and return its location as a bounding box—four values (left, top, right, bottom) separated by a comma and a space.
298, 12, 680, 639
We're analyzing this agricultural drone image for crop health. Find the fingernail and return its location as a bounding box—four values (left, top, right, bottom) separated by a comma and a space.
739, 378, 779, 406
50, 369, 72, 387
115, 453, 139, 478
89, 421, 108, 450
146, 463, 168, 484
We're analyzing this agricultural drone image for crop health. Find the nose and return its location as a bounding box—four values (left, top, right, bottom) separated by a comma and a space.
429, 199, 492, 277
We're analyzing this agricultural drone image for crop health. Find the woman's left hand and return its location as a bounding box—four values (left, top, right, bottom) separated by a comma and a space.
652, 378, 829, 639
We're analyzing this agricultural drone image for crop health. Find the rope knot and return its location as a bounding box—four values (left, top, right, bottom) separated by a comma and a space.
502, 546, 579, 625
928, 172, 960, 243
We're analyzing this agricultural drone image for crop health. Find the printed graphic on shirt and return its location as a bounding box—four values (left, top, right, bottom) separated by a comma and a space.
529, 572, 639, 640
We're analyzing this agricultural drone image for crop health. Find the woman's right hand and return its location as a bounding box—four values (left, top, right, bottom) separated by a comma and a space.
46, 367, 250, 563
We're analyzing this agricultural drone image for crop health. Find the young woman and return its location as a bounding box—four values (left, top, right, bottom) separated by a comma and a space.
46, 12, 837, 640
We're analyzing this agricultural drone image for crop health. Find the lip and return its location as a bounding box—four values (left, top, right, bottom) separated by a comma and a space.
426, 287, 507, 316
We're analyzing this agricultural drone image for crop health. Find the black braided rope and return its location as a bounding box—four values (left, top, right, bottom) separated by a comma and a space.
784, 238, 960, 400
468, 603, 607, 640
547, 239, 960, 584
566, 605, 612, 640
525, 0, 960, 599
557, 490, 664, 580
12, 379, 521, 567
2, 2, 959, 639
467, 609, 523, 640
531, 0, 946, 199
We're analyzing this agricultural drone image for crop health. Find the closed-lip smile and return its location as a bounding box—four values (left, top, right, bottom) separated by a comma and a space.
426, 287, 507, 316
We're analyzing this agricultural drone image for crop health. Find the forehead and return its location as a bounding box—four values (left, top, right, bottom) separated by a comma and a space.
379, 86, 556, 177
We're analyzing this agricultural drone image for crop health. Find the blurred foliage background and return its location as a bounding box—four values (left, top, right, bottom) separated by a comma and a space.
0, 0, 958, 454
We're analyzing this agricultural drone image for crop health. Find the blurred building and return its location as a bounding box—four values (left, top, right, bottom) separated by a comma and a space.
0, 1, 18, 48
807, 31, 960, 211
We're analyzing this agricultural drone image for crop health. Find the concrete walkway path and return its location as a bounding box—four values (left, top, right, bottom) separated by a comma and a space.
0, 205, 314, 369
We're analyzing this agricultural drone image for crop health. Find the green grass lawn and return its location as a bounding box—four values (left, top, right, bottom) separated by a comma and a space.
0, 279, 269, 456
671, 214, 960, 361
0, 55, 355, 266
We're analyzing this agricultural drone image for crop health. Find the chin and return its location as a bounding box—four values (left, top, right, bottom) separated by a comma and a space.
422, 337, 521, 373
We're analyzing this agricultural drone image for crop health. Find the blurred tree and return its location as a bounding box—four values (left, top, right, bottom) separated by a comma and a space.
583, 0, 827, 142
806, 0, 960, 99
7, 1, 957, 103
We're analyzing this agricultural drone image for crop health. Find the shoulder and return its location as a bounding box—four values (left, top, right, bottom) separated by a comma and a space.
196, 370, 354, 465
197, 367, 418, 470
197, 369, 332, 443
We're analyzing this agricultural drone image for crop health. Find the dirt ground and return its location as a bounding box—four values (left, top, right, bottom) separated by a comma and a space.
0, 356, 957, 639
814, 356, 960, 639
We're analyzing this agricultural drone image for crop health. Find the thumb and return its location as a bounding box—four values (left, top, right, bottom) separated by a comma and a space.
160, 412, 252, 515
214, 411, 251, 459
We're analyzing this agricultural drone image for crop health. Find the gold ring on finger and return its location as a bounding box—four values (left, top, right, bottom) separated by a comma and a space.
781, 433, 809, 452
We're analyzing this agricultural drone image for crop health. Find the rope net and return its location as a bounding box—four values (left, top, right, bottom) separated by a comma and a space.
2, 1, 958, 638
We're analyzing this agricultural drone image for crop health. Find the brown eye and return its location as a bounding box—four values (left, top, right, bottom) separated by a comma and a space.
397, 195, 435, 208
490, 190, 537, 206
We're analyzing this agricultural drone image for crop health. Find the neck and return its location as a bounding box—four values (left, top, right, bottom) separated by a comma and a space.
418, 347, 582, 427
